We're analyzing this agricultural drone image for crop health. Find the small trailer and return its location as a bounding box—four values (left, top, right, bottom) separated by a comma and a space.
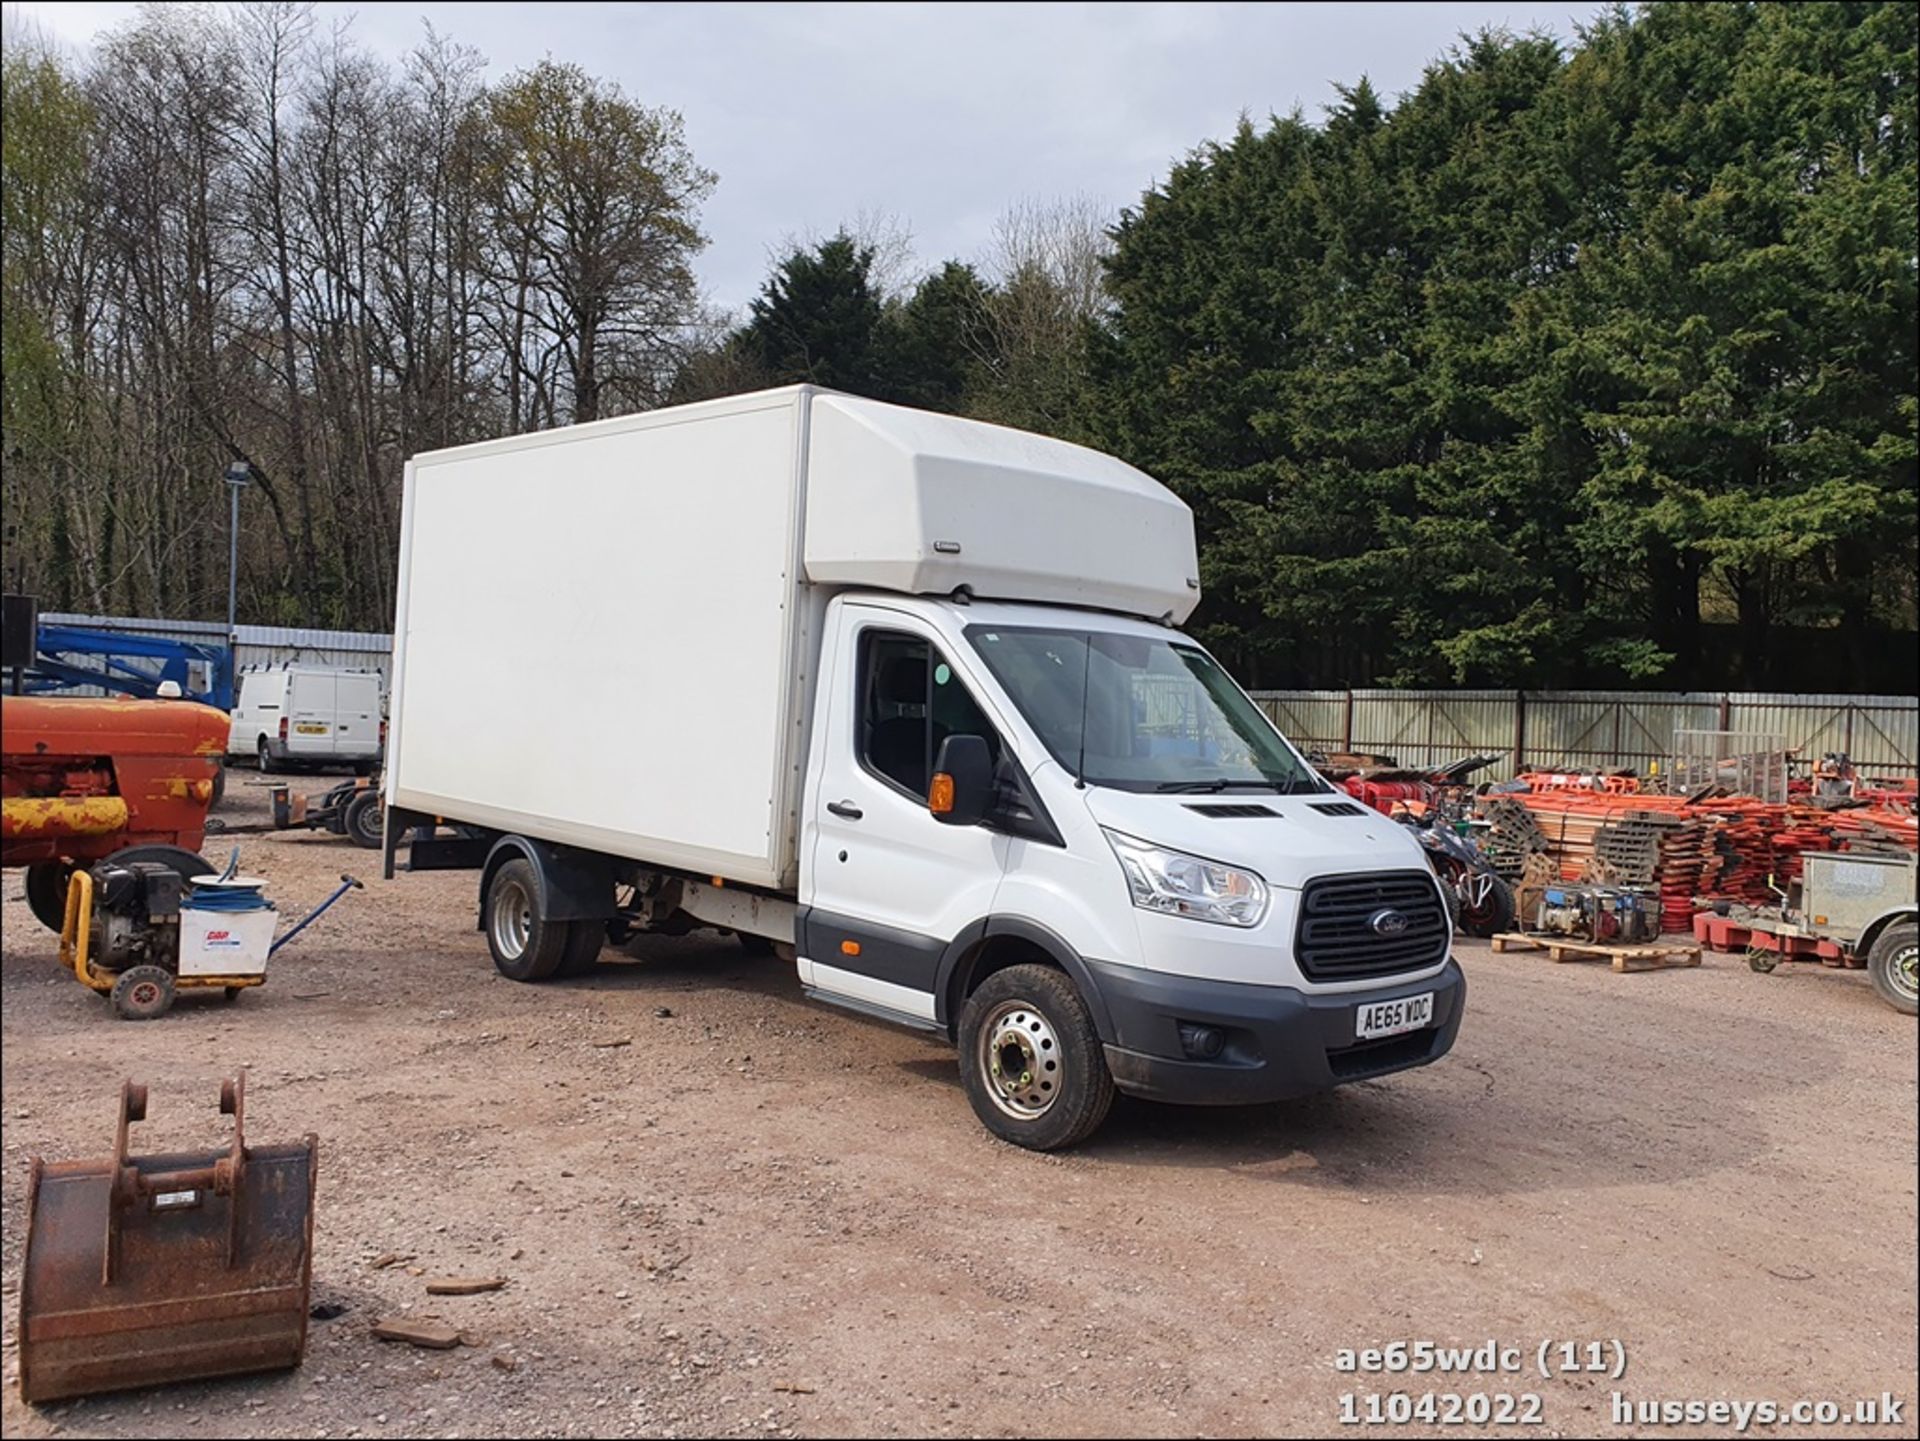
271, 776, 383, 849
1696, 853, 1916, 1014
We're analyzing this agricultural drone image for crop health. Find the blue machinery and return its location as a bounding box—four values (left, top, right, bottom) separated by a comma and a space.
23, 624, 235, 711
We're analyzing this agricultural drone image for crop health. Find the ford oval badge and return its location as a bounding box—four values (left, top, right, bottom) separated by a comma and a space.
1370, 908, 1410, 937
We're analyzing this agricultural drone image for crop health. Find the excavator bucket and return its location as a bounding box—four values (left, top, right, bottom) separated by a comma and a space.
18, 1075, 318, 1404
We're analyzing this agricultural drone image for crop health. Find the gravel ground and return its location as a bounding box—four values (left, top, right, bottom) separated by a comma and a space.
2, 777, 1915, 1439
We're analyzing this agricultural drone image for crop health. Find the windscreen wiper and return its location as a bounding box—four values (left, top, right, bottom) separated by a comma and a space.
1153, 778, 1302, 793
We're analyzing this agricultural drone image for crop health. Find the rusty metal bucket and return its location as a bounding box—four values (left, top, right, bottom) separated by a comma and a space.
18, 1075, 318, 1403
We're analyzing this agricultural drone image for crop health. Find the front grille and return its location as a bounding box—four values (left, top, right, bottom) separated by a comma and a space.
1295, 870, 1450, 982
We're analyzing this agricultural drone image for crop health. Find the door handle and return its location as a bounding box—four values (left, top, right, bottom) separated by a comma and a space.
827, 800, 864, 820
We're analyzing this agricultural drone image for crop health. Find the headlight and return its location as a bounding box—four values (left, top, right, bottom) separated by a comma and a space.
1102, 829, 1269, 928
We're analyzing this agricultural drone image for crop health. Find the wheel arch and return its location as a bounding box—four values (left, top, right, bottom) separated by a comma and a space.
935, 917, 1114, 1042
476, 836, 620, 931
1859, 906, 1918, 962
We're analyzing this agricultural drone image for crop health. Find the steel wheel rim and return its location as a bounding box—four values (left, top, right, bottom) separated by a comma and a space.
977, 1000, 1062, 1120
490, 876, 532, 961
1892, 941, 1919, 1002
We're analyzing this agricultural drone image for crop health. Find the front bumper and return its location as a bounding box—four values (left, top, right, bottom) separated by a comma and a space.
1088, 957, 1466, 1106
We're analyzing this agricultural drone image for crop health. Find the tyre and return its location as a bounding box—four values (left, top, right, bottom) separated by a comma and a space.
1438, 876, 1462, 934
108, 843, 215, 887
25, 862, 75, 934
554, 919, 605, 977
484, 858, 571, 982
957, 964, 1114, 1151
210, 763, 227, 810
258, 737, 273, 774
1458, 873, 1516, 939
111, 965, 175, 1021
344, 790, 384, 850
1866, 919, 1917, 1016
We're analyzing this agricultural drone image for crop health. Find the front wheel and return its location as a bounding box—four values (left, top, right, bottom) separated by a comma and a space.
111, 965, 175, 1021
1866, 920, 1918, 1015
1457, 872, 1516, 939
957, 964, 1114, 1151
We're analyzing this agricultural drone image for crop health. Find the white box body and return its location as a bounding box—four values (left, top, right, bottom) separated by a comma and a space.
178, 907, 276, 976
387, 385, 1199, 890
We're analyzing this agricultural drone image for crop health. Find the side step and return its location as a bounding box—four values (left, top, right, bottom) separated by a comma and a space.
802, 986, 944, 1034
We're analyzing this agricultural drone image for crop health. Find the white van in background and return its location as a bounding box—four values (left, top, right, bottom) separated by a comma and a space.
229, 665, 385, 773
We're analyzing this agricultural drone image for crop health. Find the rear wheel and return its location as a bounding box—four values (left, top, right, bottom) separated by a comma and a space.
25, 862, 75, 934
555, 920, 605, 977
484, 858, 572, 982
344, 790, 384, 850
1866, 920, 1918, 1015
108, 844, 215, 887
958, 964, 1114, 1151
258, 737, 273, 774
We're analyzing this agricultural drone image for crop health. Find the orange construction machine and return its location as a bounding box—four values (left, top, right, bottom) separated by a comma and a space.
2, 694, 228, 931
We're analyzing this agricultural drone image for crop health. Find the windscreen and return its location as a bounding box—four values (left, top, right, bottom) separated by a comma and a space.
965, 625, 1326, 793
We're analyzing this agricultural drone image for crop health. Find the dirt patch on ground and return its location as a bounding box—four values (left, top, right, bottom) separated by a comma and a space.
3, 777, 1915, 1437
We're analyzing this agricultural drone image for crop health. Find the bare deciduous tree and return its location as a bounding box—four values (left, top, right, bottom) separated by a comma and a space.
1, 12, 714, 628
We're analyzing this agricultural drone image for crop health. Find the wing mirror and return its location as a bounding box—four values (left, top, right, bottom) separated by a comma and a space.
929, 734, 993, 826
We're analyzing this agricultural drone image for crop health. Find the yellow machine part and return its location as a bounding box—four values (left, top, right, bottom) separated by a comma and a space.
2, 795, 130, 839
58, 870, 111, 993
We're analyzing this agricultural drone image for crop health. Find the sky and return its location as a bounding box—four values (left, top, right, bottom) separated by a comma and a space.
4, 1, 1608, 314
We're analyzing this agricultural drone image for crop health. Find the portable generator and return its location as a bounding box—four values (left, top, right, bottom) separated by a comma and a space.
1535, 883, 1660, 946
59, 855, 360, 1020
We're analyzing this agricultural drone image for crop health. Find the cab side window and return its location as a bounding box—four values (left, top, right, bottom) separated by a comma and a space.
858, 630, 999, 801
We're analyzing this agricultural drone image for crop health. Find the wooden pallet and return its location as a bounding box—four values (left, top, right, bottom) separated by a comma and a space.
1489, 931, 1703, 973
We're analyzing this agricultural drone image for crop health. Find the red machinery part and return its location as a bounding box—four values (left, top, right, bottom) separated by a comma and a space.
1342, 775, 1435, 816
1, 695, 229, 868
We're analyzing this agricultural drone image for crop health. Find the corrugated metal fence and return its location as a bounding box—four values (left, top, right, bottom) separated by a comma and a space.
1248, 689, 1919, 780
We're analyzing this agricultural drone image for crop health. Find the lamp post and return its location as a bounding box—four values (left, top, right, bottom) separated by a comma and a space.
224, 462, 252, 641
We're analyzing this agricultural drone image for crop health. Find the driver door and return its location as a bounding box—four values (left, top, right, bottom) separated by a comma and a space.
801, 607, 1010, 1023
